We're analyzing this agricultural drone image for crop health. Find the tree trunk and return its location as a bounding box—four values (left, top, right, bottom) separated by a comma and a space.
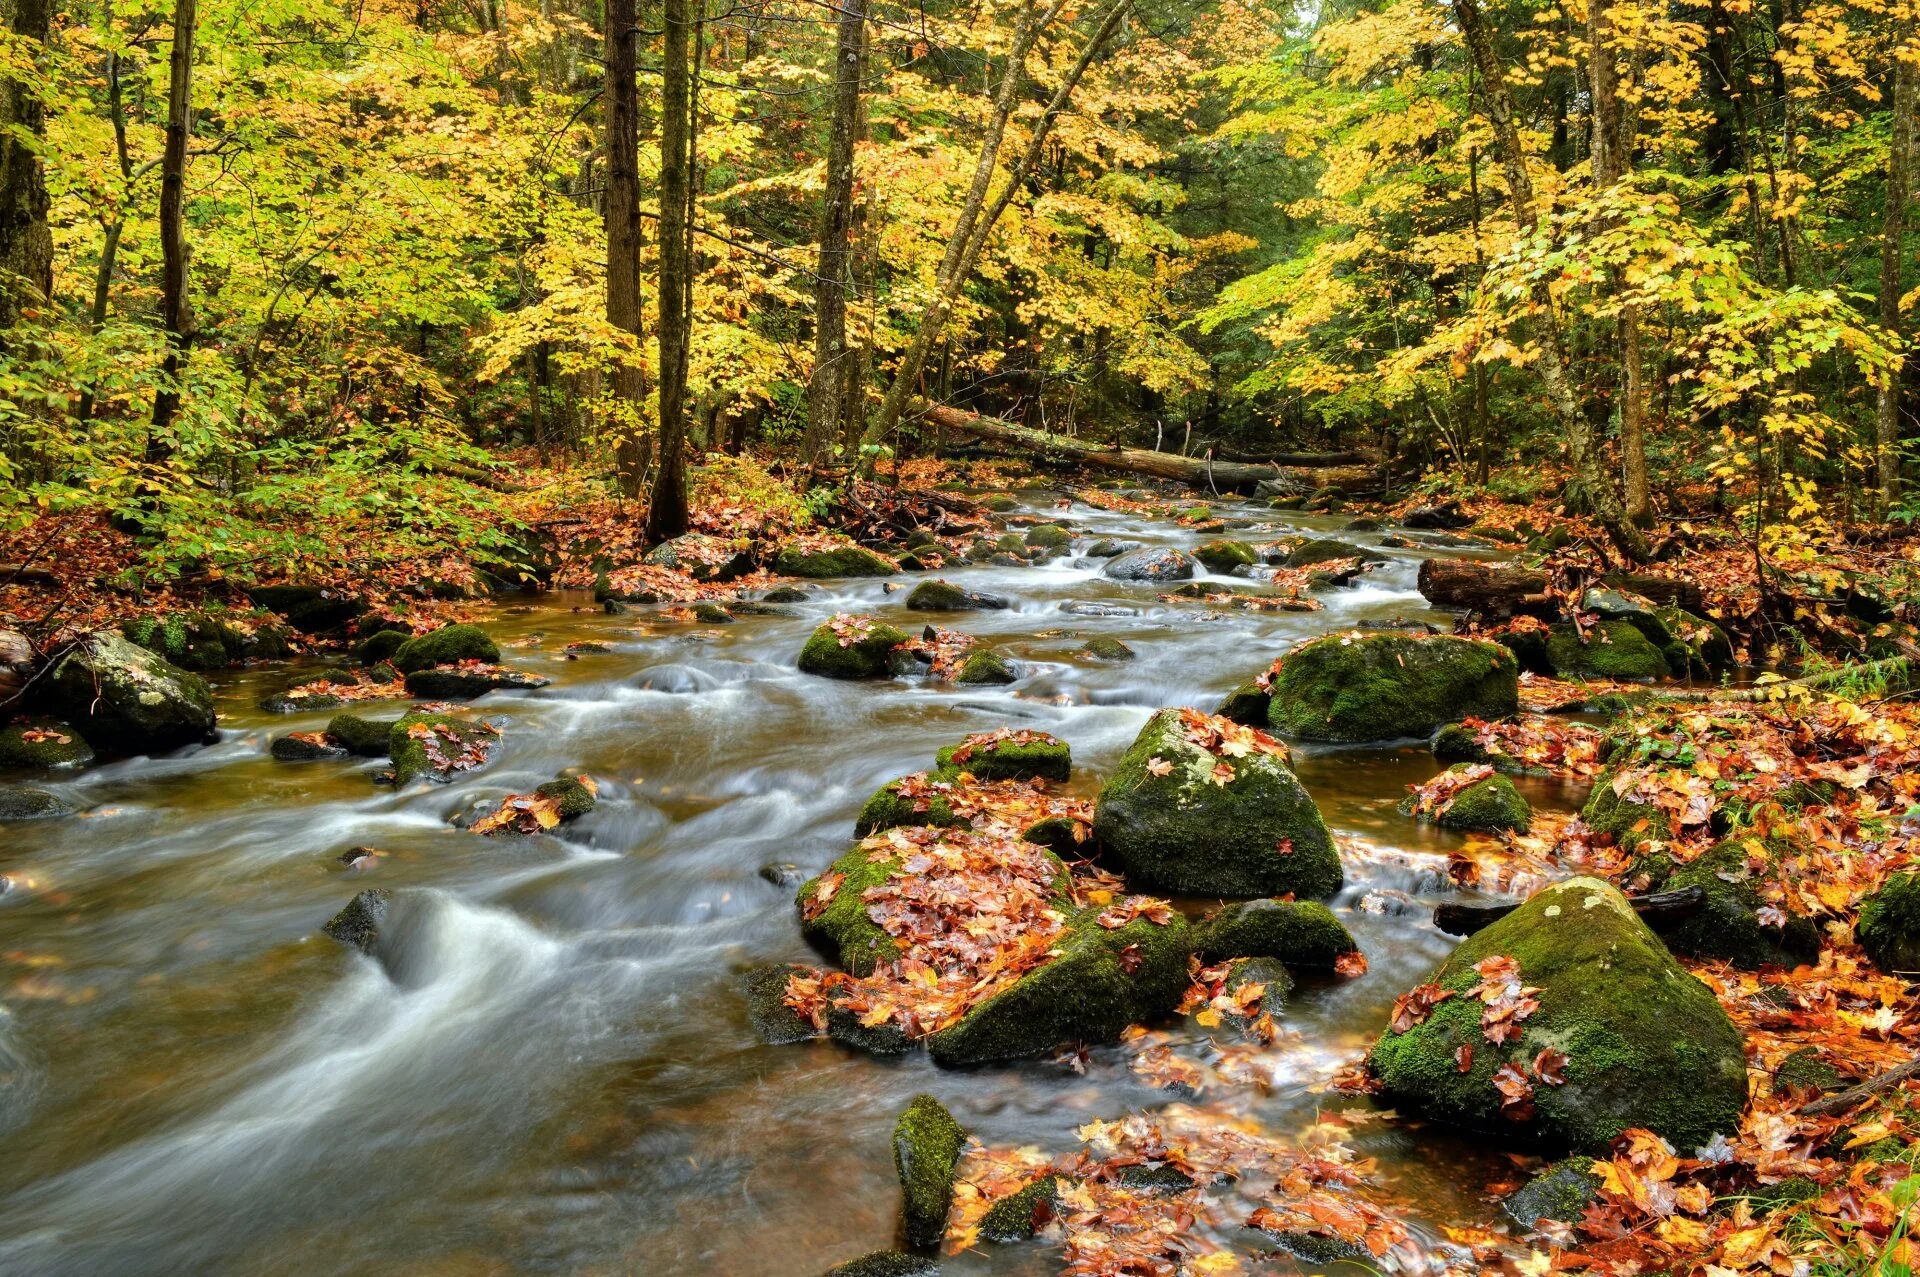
148, 0, 195, 448
803, 0, 865, 467
1451, 0, 1650, 563
1589, 0, 1651, 525
1880, 22, 1917, 515
0, 0, 51, 331
604, 0, 648, 496
645, 0, 694, 543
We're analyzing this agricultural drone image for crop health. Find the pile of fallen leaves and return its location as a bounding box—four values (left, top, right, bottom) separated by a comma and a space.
1407, 762, 1498, 819
894, 625, 977, 679
469, 775, 597, 835
1447, 714, 1609, 779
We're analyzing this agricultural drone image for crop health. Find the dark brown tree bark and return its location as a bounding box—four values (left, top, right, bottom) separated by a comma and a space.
1588, 0, 1650, 525
605, 0, 649, 496
645, 0, 694, 543
148, 0, 196, 447
803, 0, 865, 468
0, 0, 51, 331
1880, 22, 1917, 515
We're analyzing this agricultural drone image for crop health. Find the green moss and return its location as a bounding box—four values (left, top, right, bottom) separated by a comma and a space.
855, 770, 967, 837
1579, 764, 1672, 854
387, 712, 494, 785
1771, 1046, 1842, 1098
905, 579, 1005, 611
1179, 505, 1213, 520
1546, 620, 1671, 681
953, 650, 1016, 685
980, 1174, 1065, 1242
934, 734, 1069, 782
823, 1252, 936, 1277
797, 619, 910, 679
1858, 872, 1920, 975
797, 845, 905, 975
1193, 899, 1357, 969
1217, 956, 1291, 1030
1368, 877, 1747, 1154
894, 1094, 966, 1248
1504, 1159, 1602, 1227
1194, 539, 1256, 571
1214, 680, 1272, 726
534, 774, 598, 820
0, 718, 93, 769
1019, 815, 1083, 854
774, 543, 896, 577
978, 494, 1018, 512
1267, 634, 1518, 743
928, 908, 1192, 1066
1653, 841, 1821, 969
1080, 637, 1134, 661
743, 964, 817, 1045
1407, 765, 1531, 833
326, 713, 397, 757
1025, 523, 1072, 552
1093, 708, 1341, 898
691, 602, 733, 624
355, 629, 409, 665
1431, 721, 1490, 764
392, 623, 499, 674
1744, 1177, 1820, 1216
43, 630, 217, 756
1283, 537, 1382, 568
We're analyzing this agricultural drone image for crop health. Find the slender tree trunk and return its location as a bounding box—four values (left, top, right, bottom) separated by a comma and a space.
78, 16, 138, 424
0, 0, 50, 332
1589, 0, 1651, 525
1451, 0, 1649, 562
803, 0, 865, 467
605, 0, 649, 495
645, 0, 694, 542
1880, 21, 1917, 515
148, 0, 195, 450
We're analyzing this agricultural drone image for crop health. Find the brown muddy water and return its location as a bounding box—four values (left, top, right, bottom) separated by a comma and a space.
0, 495, 1583, 1275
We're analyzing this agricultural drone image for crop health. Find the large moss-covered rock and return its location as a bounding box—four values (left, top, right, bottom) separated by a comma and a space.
1858, 872, 1920, 976
1192, 899, 1357, 969
927, 907, 1192, 1066
41, 630, 217, 756
1093, 709, 1340, 898
1368, 877, 1747, 1153
1635, 841, 1821, 969
894, 1094, 965, 1248
1024, 524, 1073, 553
354, 628, 410, 666
1546, 621, 1671, 681
774, 542, 895, 578
1267, 633, 1518, 743
1194, 539, 1256, 572
1283, 538, 1385, 568
1103, 548, 1195, 582
0, 718, 93, 769
388, 712, 497, 785
392, 623, 499, 674
326, 712, 398, 757
934, 732, 1069, 782
121, 611, 248, 671
905, 580, 1007, 612
798, 618, 910, 679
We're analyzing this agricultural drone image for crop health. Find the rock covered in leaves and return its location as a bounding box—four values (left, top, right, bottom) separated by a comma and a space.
1634, 840, 1821, 969
271, 731, 350, 762
773, 539, 896, 578
1403, 763, 1532, 833
1368, 877, 1746, 1154
0, 718, 93, 770
1102, 547, 1195, 582
893, 1094, 965, 1248
388, 712, 499, 784
39, 630, 218, 757
1191, 899, 1358, 970
466, 773, 598, 834
641, 532, 753, 582
1266, 632, 1518, 743
1092, 708, 1341, 899
798, 615, 911, 680
935, 729, 1069, 782
392, 623, 499, 674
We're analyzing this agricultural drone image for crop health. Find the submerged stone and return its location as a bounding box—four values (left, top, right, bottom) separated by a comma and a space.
1079, 637, 1134, 662
0, 786, 75, 820
322, 888, 392, 954
402, 666, 549, 699
823, 1253, 936, 1277
271, 733, 349, 762
0, 718, 93, 770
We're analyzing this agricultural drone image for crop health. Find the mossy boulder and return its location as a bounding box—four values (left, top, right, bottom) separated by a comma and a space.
388, 712, 496, 785
926, 907, 1192, 1066
935, 733, 1069, 782
1858, 872, 1920, 976
743, 964, 817, 1045
0, 718, 93, 770
1544, 620, 1670, 681
272, 733, 349, 762
978, 494, 1018, 512
1084, 538, 1128, 558
534, 774, 598, 820
1405, 764, 1532, 833
641, 532, 753, 582
1267, 633, 1518, 743
120, 612, 238, 671
1080, 637, 1134, 661
980, 1174, 1066, 1242
1431, 721, 1490, 764
1579, 765, 1671, 854
1368, 877, 1747, 1153
41, 630, 217, 757
824, 1253, 936, 1277
1092, 708, 1341, 898
326, 713, 398, 757
1504, 1159, 1602, 1228
1214, 680, 1272, 726
854, 771, 966, 838
0, 787, 76, 820
1103, 548, 1195, 582
797, 618, 910, 679
1216, 957, 1292, 1032
322, 888, 392, 953
354, 628, 410, 666
1636, 841, 1821, 969
774, 542, 895, 578
1024, 524, 1073, 553
1283, 538, 1385, 568
403, 666, 548, 699
905, 580, 1008, 612
953, 650, 1016, 685
1194, 539, 1257, 572
797, 845, 908, 975
392, 624, 499, 674
894, 1094, 965, 1248
1192, 899, 1357, 969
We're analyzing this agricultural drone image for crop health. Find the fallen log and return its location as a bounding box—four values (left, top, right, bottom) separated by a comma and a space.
919, 403, 1382, 495
1434, 886, 1704, 938
1799, 1054, 1920, 1117
1416, 559, 1557, 618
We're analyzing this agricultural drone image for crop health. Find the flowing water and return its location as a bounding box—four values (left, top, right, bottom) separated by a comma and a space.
0, 494, 1582, 1275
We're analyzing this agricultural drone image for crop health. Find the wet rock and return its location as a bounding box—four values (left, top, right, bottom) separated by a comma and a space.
895, 1094, 966, 1248
1215, 956, 1291, 1032
326, 712, 398, 757
1103, 547, 1195, 582
1406, 531, 1486, 549
826, 1005, 912, 1055
1192, 899, 1357, 969
952, 650, 1016, 685
1400, 501, 1472, 530
758, 861, 807, 887
856, 773, 968, 838
762, 586, 812, 603
1854, 872, 1920, 976
1093, 708, 1341, 898
798, 618, 910, 680
1542, 620, 1670, 681
392, 623, 500, 674
1282, 537, 1385, 568
322, 888, 392, 954
0, 786, 75, 820
642, 532, 754, 582
823, 1253, 936, 1277
336, 846, 382, 871
41, 630, 217, 757
1083, 538, 1129, 558
1342, 516, 1383, 532
122, 610, 284, 671
978, 494, 1018, 512
402, 666, 550, 699
1079, 637, 1134, 661
773, 542, 895, 578
927, 907, 1191, 1066
0, 718, 93, 770
935, 732, 1070, 781
905, 580, 1008, 612
980, 1175, 1066, 1242
1379, 533, 1416, 549
246, 583, 366, 633
1771, 1046, 1843, 1099
271, 732, 350, 762
745, 964, 817, 1045
1019, 815, 1082, 854
1637, 841, 1821, 969
354, 628, 409, 666
1213, 680, 1271, 726
894, 546, 943, 571
690, 602, 734, 624
1369, 877, 1747, 1153
1404, 764, 1532, 833
1024, 524, 1073, 554
534, 773, 598, 821
1060, 601, 1137, 618
1266, 632, 1518, 743
388, 712, 497, 785
1194, 539, 1256, 572
1504, 1160, 1602, 1228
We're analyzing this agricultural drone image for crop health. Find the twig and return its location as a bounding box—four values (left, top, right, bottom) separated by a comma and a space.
1800, 1055, 1920, 1117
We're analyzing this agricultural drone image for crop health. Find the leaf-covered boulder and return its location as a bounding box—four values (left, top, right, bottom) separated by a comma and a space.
1266, 633, 1518, 743
1092, 708, 1341, 899
1545, 621, 1671, 681
1857, 872, 1920, 976
271, 731, 350, 762
773, 541, 895, 578
0, 718, 93, 770
1368, 877, 1747, 1154
388, 712, 498, 785
1024, 523, 1073, 553
641, 532, 753, 582
392, 623, 500, 674
934, 729, 1070, 782
926, 902, 1192, 1066
326, 712, 398, 757
1102, 547, 1195, 582
1404, 763, 1532, 833
854, 770, 968, 838
893, 1094, 965, 1248
905, 579, 1008, 611
1192, 899, 1357, 969
798, 615, 910, 680
40, 630, 217, 756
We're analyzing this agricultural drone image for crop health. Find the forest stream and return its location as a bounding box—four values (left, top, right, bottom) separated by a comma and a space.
0, 493, 1601, 1275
